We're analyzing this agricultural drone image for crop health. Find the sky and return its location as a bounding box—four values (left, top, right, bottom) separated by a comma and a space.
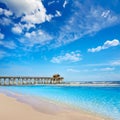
0, 0, 120, 81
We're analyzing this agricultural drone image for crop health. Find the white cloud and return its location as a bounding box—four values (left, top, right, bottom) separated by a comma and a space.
78, 67, 115, 72
63, 0, 68, 8
88, 39, 120, 52
111, 60, 120, 66
99, 67, 115, 71
21, 23, 35, 31
48, 1, 55, 6
4, 10, 13, 17
88, 46, 102, 52
19, 30, 53, 47
51, 51, 82, 63
0, 50, 7, 59
91, 67, 115, 72
0, 32, 4, 39
1, 0, 54, 25
103, 39, 120, 48
0, 40, 17, 49
66, 67, 114, 74
4, 41, 17, 49
67, 68, 80, 73
101, 10, 110, 18
0, 0, 42, 16
0, 8, 13, 17
0, 8, 12, 26
12, 25, 22, 34
83, 59, 120, 68
0, 0, 120, 49
0, 8, 2, 14
0, 17, 12, 26
21, 12, 53, 24
25, 31, 36, 38
55, 1, 120, 47
12, 23, 35, 34
55, 10, 62, 17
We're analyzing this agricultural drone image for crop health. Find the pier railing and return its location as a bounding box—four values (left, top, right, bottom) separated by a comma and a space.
0, 74, 64, 86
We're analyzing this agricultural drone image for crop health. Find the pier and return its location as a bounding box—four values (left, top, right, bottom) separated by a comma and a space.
0, 74, 64, 86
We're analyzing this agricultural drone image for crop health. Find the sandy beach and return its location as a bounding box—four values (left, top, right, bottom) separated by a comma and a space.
0, 93, 110, 120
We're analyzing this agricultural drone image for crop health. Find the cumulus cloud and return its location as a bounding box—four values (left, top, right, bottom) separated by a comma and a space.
1, 0, 53, 25
21, 11, 53, 24
0, 40, 17, 49
0, 0, 43, 16
51, 51, 82, 63
25, 31, 36, 38
88, 39, 120, 52
0, 8, 13, 17
103, 39, 120, 48
0, 0, 120, 49
12, 23, 35, 34
22, 23, 35, 31
0, 0, 56, 48
19, 30, 53, 47
0, 32, 4, 39
12, 25, 22, 34
0, 17, 12, 26
0, 7, 13, 27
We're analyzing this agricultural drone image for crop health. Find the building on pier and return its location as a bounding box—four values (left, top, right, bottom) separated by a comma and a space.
0, 74, 64, 86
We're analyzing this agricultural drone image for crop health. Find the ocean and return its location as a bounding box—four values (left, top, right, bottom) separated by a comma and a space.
0, 85, 120, 120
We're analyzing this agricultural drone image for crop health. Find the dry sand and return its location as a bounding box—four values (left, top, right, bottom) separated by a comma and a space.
0, 93, 110, 120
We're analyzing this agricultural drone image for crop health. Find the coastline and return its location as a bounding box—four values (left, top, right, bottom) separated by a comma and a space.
56, 83, 120, 87
0, 91, 111, 120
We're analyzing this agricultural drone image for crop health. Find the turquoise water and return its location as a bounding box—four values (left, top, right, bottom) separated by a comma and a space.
0, 85, 120, 120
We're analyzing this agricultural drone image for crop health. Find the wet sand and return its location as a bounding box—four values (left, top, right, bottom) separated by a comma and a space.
0, 93, 110, 120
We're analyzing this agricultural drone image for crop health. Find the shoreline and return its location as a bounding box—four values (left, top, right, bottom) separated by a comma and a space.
0, 90, 111, 120
0, 83, 120, 87
56, 83, 120, 87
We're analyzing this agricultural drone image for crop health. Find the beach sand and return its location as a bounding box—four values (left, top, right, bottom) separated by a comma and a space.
0, 93, 109, 120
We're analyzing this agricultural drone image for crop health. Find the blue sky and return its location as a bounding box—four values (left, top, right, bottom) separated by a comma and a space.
0, 0, 120, 81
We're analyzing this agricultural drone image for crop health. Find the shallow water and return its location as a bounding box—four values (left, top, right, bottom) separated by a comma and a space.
0, 85, 120, 120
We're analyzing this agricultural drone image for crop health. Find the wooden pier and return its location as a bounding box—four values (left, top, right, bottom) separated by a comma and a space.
0, 74, 64, 86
